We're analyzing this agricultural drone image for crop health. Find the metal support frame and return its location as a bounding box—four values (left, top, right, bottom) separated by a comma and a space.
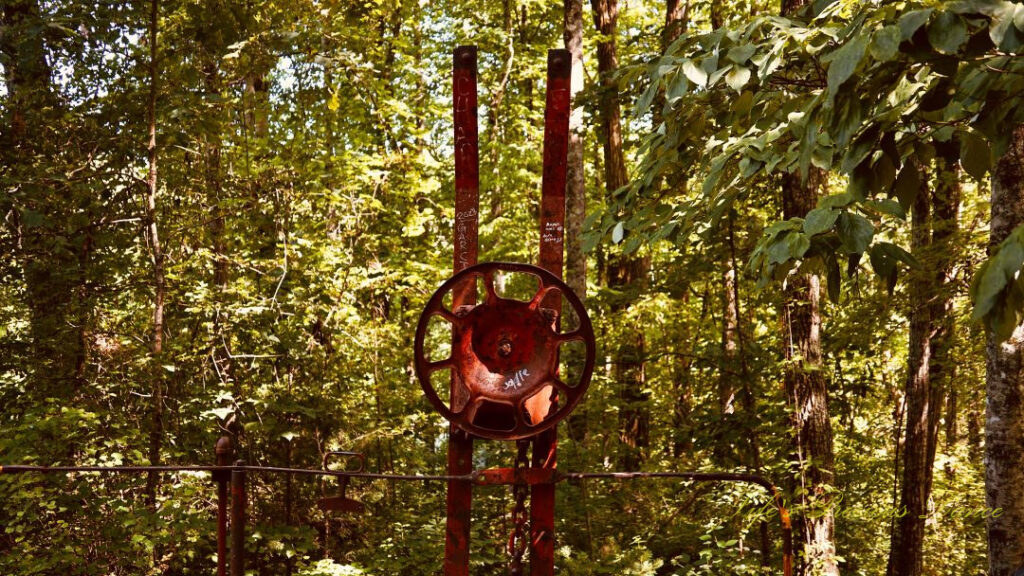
0, 44, 797, 576
230, 459, 246, 576
0, 461, 793, 575
213, 437, 234, 576
447, 44, 480, 576
531, 48, 572, 576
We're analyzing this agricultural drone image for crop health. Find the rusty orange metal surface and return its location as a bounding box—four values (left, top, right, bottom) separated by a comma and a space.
445, 44, 480, 576
415, 262, 595, 440
530, 48, 572, 576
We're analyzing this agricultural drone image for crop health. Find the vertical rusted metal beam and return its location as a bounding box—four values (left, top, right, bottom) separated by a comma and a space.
214, 437, 233, 576
445, 44, 479, 576
531, 48, 571, 576
230, 460, 246, 576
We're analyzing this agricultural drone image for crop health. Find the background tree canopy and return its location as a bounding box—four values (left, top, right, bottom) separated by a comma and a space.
2, 0, 1024, 575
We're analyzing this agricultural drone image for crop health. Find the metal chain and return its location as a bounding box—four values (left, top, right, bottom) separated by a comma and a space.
508, 439, 531, 576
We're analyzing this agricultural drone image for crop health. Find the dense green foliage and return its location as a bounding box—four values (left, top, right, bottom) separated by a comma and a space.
1, 0, 1014, 574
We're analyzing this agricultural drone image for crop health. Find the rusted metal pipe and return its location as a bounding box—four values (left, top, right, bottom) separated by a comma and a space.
447, 43, 480, 576
230, 459, 246, 576
214, 437, 233, 576
530, 48, 572, 576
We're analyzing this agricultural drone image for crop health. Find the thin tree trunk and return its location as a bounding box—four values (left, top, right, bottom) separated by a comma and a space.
930, 143, 961, 463
723, 215, 772, 569
199, 43, 235, 439
564, 0, 588, 443
143, 0, 165, 529
985, 124, 1024, 576
888, 145, 961, 576
564, 0, 586, 304
486, 0, 515, 217
720, 225, 739, 416
888, 162, 933, 576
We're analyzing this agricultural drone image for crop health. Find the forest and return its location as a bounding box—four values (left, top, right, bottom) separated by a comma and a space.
3, 0, 1024, 574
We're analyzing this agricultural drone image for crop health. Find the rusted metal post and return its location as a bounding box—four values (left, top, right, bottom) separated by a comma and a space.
214, 437, 233, 576
445, 44, 480, 576
230, 459, 246, 576
530, 48, 572, 576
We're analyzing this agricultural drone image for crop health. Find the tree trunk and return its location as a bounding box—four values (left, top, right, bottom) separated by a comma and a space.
664, 0, 689, 46
2, 0, 90, 401
143, 0, 165, 519
985, 124, 1024, 576
781, 168, 839, 576
590, 0, 627, 195
564, 0, 588, 442
888, 163, 933, 576
887, 146, 961, 576
776, 1, 837, 573
591, 0, 650, 471
720, 228, 739, 416
564, 0, 585, 304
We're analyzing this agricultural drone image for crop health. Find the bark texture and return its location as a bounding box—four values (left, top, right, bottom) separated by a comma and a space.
887, 148, 960, 576
564, 0, 586, 303
591, 0, 650, 470
986, 124, 1024, 576
782, 168, 839, 576
563, 0, 588, 442
143, 0, 165, 512
777, 3, 837, 574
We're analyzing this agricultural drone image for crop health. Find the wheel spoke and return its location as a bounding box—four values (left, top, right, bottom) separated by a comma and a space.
434, 307, 458, 323
528, 285, 558, 310
426, 357, 453, 372
483, 271, 499, 305
550, 377, 572, 394
514, 400, 530, 431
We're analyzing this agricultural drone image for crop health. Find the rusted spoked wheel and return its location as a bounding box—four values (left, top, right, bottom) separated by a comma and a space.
414, 262, 596, 441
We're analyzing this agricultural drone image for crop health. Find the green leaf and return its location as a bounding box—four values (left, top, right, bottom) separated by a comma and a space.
988, 1, 1019, 49
836, 212, 874, 253
826, 254, 842, 302
892, 163, 921, 212
21, 209, 45, 228
899, 9, 934, 40
635, 81, 659, 117
826, 32, 870, 100
208, 407, 234, 420
726, 44, 757, 64
725, 66, 751, 93
612, 221, 625, 244
928, 11, 968, 54
681, 59, 707, 88
788, 232, 811, 260
961, 131, 991, 180
819, 192, 856, 209
864, 198, 906, 219
666, 72, 689, 102
804, 207, 839, 236
878, 241, 918, 267
870, 25, 902, 61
